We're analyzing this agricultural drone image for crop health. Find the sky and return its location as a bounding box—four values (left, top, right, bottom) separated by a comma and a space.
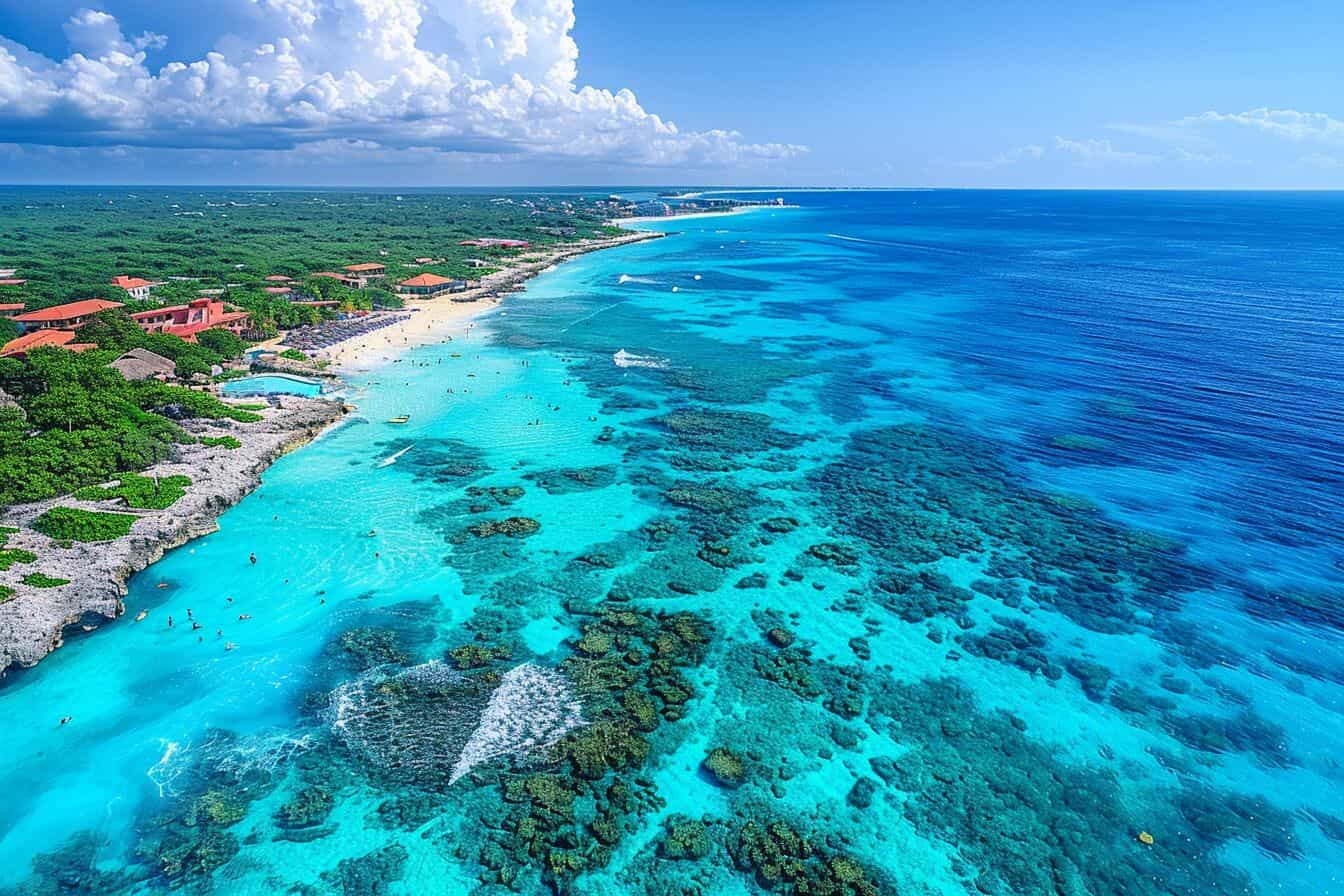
1, 0, 1343, 187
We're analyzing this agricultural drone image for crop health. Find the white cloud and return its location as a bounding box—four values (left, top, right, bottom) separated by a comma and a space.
0, 2, 806, 168
1052, 136, 1158, 164
1181, 108, 1344, 143
955, 143, 1045, 170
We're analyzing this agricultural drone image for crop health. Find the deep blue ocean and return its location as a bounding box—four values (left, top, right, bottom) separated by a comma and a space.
1, 190, 1342, 895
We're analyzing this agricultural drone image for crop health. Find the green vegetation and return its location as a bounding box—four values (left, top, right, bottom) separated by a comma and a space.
0, 347, 258, 505
0, 584, 12, 603
0, 189, 616, 315
200, 436, 242, 450
278, 348, 307, 362
0, 525, 37, 571
33, 507, 138, 543
74, 473, 191, 509
22, 572, 70, 588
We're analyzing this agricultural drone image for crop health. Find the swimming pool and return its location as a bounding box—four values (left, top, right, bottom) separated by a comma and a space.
219, 374, 324, 397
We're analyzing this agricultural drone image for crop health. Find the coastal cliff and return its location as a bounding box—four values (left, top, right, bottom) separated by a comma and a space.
0, 396, 345, 673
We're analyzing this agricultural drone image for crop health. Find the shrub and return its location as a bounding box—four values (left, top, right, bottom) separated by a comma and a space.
200, 436, 242, 450
22, 572, 69, 588
0, 584, 12, 603
279, 348, 308, 362
74, 473, 191, 509
34, 507, 137, 543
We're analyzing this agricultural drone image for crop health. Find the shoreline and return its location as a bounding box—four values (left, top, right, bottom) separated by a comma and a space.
312, 229, 663, 373
0, 227, 662, 675
610, 204, 795, 227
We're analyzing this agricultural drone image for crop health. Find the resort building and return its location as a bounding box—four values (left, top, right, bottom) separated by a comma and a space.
343, 263, 386, 288
109, 348, 176, 381
0, 278, 27, 287
111, 275, 157, 301
129, 298, 251, 341
465, 258, 490, 268
0, 329, 98, 359
13, 299, 124, 330
397, 273, 465, 298
458, 238, 530, 249
264, 286, 293, 295
264, 275, 293, 283
0, 303, 24, 318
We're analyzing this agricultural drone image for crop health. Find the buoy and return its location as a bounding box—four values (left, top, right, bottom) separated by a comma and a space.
1138, 831, 1155, 846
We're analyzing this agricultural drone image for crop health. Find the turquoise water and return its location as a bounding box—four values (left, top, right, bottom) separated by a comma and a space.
221, 375, 325, 398
2, 191, 1342, 895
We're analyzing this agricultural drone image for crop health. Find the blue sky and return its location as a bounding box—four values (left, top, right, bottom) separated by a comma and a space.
1, 0, 1342, 187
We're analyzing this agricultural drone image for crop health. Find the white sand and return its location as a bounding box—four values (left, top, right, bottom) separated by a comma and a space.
310, 230, 661, 374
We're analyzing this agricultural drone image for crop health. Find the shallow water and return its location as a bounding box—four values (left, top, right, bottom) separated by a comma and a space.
2, 191, 1342, 895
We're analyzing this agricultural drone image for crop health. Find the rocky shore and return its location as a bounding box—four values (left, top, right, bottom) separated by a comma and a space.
0, 396, 345, 674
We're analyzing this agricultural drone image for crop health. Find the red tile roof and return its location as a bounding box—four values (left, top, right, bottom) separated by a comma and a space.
14, 299, 124, 323
345, 263, 385, 272
111, 275, 155, 290
0, 278, 27, 286
129, 304, 189, 320
311, 272, 344, 280
264, 275, 293, 282
263, 286, 293, 294
0, 303, 24, 312
400, 273, 453, 288
1, 329, 79, 356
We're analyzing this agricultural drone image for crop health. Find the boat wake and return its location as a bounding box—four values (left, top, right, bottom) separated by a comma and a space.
617, 273, 658, 285
613, 348, 667, 369
378, 444, 413, 467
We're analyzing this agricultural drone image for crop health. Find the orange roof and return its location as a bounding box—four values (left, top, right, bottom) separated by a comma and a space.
263, 286, 292, 294
1, 329, 78, 356
129, 304, 189, 319
264, 275, 293, 282
0, 279, 26, 286
0, 303, 24, 312
111, 275, 154, 290
311, 272, 344, 280
69, 343, 99, 353
345, 263, 384, 272
14, 299, 123, 322
400, 273, 453, 288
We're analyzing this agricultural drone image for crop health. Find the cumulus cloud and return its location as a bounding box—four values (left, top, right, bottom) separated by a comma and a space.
0, 1, 806, 168
1181, 108, 1344, 143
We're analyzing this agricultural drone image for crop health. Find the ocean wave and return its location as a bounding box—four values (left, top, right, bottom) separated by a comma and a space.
450, 664, 585, 784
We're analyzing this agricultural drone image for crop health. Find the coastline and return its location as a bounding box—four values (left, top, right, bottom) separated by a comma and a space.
0, 227, 662, 675
609, 204, 794, 227
313, 229, 663, 373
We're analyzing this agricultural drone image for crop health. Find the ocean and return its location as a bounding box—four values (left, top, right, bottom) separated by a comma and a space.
1, 190, 1341, 895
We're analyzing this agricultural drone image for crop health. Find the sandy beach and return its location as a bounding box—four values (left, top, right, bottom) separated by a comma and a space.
309, 229, 662, 373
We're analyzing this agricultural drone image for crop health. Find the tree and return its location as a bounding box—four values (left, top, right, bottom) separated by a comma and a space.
196, 327, 246, 359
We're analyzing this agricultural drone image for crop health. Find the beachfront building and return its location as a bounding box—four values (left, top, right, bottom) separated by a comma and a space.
344, 263, 386, 289
264, 286, 293, 295
13, 299, 124, 331
0, 329, 98, 359
111, 275, 157, 301
459, 238, 530, 249
397, 273, 465, 298
129, 298, 251, 341
0, 303, 23, 318
109, 347, 176, 381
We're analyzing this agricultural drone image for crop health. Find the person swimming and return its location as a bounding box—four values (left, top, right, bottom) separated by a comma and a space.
249, 552, 257, 564
238, 614, 251, 621
60, 716, 72, 726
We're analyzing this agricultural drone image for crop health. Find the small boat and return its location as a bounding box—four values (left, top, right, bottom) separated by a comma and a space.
387, 415, 410, 424
135, 609, 148, 622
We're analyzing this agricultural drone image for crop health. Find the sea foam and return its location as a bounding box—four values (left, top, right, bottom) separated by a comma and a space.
450, 664, 585, 784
